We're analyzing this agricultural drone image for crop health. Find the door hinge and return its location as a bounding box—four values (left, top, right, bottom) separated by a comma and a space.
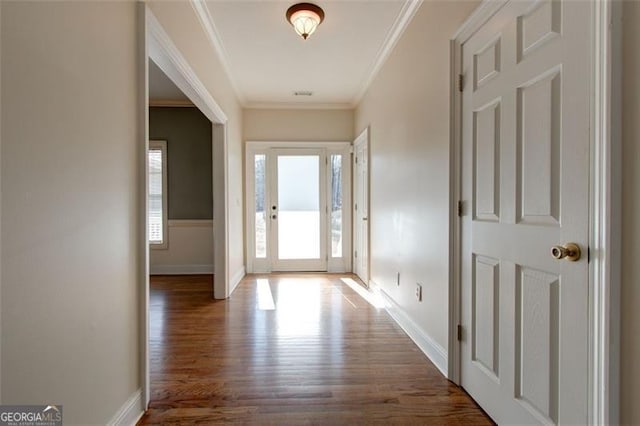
355, 156, 358, 164
457, 324, 462, 341
458, 74, 464, 92
355, 203, 358, 211
457, 200, 463, 217
326, 157, 328, 165
354, 250, 358, 259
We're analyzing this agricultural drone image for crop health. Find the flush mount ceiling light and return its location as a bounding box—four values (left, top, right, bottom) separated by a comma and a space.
286, 3, 325, 40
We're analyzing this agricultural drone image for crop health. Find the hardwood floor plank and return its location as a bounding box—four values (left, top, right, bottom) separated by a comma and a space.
139, 274, 493, 425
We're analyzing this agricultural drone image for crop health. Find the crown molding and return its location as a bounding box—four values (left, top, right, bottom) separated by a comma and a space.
351, 0, 423, 107
243, 101, 354, 111
147, 7, 227, 123
190, 0, 421, 109
190, 0, 247, 105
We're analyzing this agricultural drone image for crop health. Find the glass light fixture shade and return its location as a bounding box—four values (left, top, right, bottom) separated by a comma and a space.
286, 3, 325, 40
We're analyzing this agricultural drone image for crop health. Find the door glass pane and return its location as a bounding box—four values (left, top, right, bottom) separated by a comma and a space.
255, 154, 267, 258
277, 155, 320, 259
330, 154, 343, 257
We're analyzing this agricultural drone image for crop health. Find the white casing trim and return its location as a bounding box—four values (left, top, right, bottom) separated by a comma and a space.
371, 280, 448, 377
137, 2, 151, 410
106, 389, 144, 426
589, 1, 622, 424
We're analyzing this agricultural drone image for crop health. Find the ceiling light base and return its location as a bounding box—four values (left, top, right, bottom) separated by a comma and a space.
286, 3, 325, 40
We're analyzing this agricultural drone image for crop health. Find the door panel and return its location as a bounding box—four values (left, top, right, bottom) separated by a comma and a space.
460, 0, 590, 424
271, 149, 327, 271
517, 69, 562, 225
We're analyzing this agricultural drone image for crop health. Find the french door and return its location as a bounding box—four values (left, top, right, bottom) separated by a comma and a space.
246, 143, 351, 273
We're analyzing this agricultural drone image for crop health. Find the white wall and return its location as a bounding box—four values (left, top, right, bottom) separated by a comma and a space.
148, 1, 245, 287
355, 1, 478, 357
150, 221, 214, 274
621, 2, 640, 423
243, 108, 354, 142
1, 2, 139, 423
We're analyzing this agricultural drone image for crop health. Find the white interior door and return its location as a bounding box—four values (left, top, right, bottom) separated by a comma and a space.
270, 149, 327, 271
460, 0, 590, 424
353, 130, 369, 285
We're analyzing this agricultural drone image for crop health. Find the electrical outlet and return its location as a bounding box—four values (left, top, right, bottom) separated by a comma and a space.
397, 272, 401, 286
416, 283, 422, 302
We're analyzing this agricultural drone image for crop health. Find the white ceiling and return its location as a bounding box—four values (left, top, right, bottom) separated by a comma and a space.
195, 0, 420, 108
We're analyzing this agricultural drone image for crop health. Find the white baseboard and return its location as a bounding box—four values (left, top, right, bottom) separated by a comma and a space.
370, 280, 448, 376
229, 266, 245, 294
229, 266, 245, 295
107, 388, 144, 426
150, 264, 214, 275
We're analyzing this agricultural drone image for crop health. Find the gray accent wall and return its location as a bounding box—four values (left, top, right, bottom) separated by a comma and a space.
150, 107, 212, 220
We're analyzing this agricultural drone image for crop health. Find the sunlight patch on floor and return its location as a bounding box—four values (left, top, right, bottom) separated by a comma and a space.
256, 278, 275, 310
340, 277, 385, 308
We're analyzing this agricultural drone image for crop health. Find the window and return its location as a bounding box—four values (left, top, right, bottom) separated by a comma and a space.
149, 140, 167, 248
254, 154, 267, 258
330, 154, 343, 257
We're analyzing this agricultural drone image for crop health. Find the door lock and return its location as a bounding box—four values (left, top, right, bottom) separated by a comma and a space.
550, 243, 581, 261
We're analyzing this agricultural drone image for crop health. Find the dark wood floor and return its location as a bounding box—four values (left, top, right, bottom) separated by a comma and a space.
139, 274, 492, 425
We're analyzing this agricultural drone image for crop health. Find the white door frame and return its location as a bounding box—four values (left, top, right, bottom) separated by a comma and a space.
448, 1, 622, 423
353, 128, 370, 286
140, 4, 232, 408
245, 141, 352, 273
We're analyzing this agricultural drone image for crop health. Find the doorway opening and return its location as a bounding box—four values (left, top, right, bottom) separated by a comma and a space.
141, 5, 231, 408
245, 142, 351, 273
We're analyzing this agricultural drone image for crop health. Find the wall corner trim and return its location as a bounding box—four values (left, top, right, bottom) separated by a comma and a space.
370, 280, 448, 376
106, 389, 144, 426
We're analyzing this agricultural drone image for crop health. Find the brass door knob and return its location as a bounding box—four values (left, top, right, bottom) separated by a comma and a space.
550, 243, 581, 261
